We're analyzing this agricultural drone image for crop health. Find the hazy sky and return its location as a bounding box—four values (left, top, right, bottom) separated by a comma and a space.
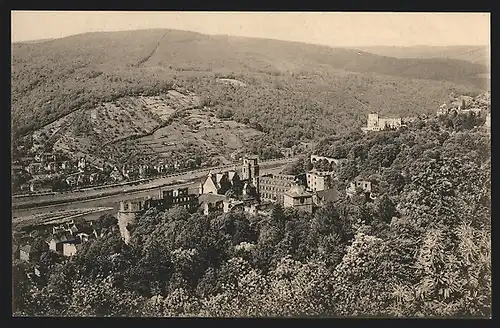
11, 11, 490, 47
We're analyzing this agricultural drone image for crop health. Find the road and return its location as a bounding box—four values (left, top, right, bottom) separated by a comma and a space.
12, 161, 291, 218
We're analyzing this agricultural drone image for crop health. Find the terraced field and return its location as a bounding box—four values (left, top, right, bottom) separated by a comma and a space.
135, 105, 264, 165
31, 88, 263, 168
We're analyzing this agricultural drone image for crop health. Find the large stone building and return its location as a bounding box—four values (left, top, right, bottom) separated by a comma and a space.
241, 155, 260, 196
361, 113, 402, 132
306, 170, 334, 192
144, 187, 199, 212
283, 184, 314, 213
259, 173, 297, 204
199, 193, 226, 215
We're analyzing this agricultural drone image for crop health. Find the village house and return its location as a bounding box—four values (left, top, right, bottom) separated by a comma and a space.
346, 178, 378, 200
45, 231, 79, 257
281, 148, 294, 158
45, 161, 59, 173
283, 184, 314, 213
26, 162, 44, 175
60, 160, 72, 171
77, 157, 87, 170
110, 166, 124, 182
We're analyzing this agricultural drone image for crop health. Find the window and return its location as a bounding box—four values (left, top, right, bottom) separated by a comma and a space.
300, 198, 305, 204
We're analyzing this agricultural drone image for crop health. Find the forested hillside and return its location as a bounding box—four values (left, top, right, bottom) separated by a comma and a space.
357, 45, 490, 66
13, 114, 490, 317
12, 29, 488, 143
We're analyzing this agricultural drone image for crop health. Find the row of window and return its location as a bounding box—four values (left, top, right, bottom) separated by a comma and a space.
260, 185, 290, 192
261, 193, 278, 201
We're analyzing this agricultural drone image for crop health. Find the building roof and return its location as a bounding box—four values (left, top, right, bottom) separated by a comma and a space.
199, 193, 227, 205
316, 188, 340, 203
49, 232, 76, 244
285, 184, 312, 198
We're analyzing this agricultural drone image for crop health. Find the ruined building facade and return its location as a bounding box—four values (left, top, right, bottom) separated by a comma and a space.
362, 113, 402, 132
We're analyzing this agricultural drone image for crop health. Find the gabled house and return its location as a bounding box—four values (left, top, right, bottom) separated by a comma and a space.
199, 170, 240, 195
46, 231, 79, 257
283, 184, 314, 213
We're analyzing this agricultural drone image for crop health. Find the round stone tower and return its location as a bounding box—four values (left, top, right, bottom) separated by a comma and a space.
117, 199, 143, 244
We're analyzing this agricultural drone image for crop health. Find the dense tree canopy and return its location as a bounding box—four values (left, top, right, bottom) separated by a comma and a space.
13, 117, 490, 317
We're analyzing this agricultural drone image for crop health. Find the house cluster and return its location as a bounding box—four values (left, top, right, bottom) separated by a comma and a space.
16, 220, 101, 263
44, 220, 101, 257
116, 155, 348, 243
436, 94, 490, 117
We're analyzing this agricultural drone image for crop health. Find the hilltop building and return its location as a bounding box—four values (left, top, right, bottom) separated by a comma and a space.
361, 113, 402, 133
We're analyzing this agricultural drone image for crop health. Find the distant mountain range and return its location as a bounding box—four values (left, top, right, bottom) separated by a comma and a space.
11, 29, 489, 145
356, 45, 490, 67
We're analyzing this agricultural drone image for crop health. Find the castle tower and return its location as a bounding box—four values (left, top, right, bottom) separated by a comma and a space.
117, 199, 143, 244
367, 113, 379, 129
242, 156, 260, 198
242, 156, 259, 180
